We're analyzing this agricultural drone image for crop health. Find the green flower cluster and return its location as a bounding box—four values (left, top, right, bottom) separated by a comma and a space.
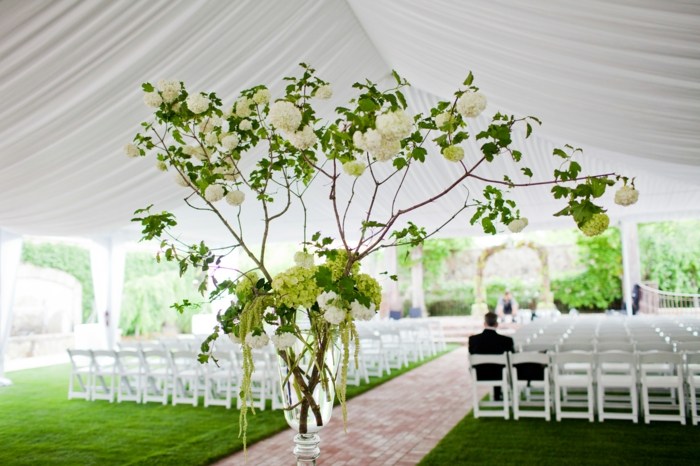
325, 249, 360, 281
580, 213, 610, 237
236, 271, 260, 302
272, 265, 321, 309
355, 273, 382, 307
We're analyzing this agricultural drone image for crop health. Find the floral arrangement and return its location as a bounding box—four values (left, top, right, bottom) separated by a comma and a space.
125, 64, 636, 444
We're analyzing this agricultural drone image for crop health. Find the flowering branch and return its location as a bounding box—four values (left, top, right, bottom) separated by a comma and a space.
126, 63, 637, 445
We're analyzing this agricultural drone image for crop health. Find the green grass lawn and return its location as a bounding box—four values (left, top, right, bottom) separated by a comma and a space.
0, 346, 454, 465
419, 413, 699, 466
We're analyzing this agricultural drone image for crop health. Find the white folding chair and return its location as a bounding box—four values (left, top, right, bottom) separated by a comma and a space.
141, 349, 172, 405
596, 341, 635, 353
469, 353, 510, 419
552, 351, 595, 422
686, 351, 700, 426
357, 329, 389, 377
639, 351, 685, 425
67, 349, 93, 400
171, 350, 202, 406
116, 349, 144, 403
510, 351, 550, 420
346, 339, 370, 386
237, 349, 270, 410
204, 350, 237, 409
90, 350, 118, 402
596, 351, 638, 423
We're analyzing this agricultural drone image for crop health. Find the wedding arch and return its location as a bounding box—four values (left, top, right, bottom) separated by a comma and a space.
471, 241, 555, 316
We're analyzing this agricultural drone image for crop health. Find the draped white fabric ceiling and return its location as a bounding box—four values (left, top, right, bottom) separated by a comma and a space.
1, 0, 699, 245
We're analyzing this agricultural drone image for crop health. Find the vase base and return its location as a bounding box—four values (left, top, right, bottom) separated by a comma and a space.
293, 433, 320, 465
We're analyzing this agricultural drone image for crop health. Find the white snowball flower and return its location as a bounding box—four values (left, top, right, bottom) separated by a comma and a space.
323, 306, 346, 325
507, 218, 529, 233
442, 145, 464, 162
373, 137, 401, 162
245, 333, 270, 349
215, 166, 240, 181
235, 97, 254, 118
221, 133, 240, 150
271, 332, 298, 350
182, 144, 208, 161
204, 132, 219, 147
315, 84, 333, 100
143, 92, 163, 108
124, 143, 140, 158
614, 185, 639, 206
294, 251, 314, 269
156, 160, 168, 172
287, 125, 317, 150
434, 112, 453, 129
456, 91, 487, 118
199, 118, 219, 134
252, 88, 271, 105
239, 119, 253, 131
174, 171, 190, 187
186, 93, 210, 114
342, 161, 365, 177
225, 190, 245, 206
171, 102, 182, 112
204, 184, 225, 202
350, 300, 376, 321
375, 110, 413, 141
317, 290, 339, 310
268, 101, 302, 132
157, 79, 181, 103
352, 132, 366, 152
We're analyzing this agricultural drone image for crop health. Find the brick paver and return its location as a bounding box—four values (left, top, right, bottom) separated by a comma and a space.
215, 346, 482, 466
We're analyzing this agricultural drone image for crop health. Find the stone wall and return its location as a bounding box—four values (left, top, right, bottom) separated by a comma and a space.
8, 264, 82, 358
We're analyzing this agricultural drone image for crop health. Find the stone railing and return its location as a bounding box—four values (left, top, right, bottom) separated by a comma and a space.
639, 284, 700, 315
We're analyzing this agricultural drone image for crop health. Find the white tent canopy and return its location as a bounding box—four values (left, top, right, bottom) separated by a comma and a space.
1, 0, 699, 244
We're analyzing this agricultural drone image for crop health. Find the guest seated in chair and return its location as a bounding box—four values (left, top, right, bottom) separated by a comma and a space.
468, 312, 515, 401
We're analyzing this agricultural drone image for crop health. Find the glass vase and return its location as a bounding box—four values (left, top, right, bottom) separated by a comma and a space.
277, 316, 338, 465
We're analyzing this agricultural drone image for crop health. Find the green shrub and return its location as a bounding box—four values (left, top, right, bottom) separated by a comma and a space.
639, 219, 700, 293
552, 228, 622, 312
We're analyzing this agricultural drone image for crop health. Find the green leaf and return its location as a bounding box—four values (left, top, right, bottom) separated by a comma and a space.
142, 83, 154, 92
393, 157, 407, 170
463, 72, 474, 86
358, 98, 379, 112
553, 148, 568, 159
411, 147, 427, 162
521, 167, 533, 178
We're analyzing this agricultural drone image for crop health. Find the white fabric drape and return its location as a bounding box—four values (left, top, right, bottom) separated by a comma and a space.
0, 1, 698, 243
0, 230, 23, 384
90, 237, 125, 349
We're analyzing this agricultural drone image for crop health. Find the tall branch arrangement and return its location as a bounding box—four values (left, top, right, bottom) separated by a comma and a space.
125, 64, 638, 443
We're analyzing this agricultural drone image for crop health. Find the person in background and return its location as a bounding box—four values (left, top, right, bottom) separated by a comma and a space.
468, 312, 515, 400
496, 290, 518, 323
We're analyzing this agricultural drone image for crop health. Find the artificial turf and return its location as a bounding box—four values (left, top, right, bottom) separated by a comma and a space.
419, 413, 699, 466
0, 345, 455, 465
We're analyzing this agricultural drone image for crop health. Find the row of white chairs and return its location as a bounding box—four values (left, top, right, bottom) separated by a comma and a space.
469, 350, 700, 426
514, 315, 700, 354
67, 319, 447, 409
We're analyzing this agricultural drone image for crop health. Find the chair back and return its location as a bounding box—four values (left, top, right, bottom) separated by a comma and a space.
389, 310, 402, 320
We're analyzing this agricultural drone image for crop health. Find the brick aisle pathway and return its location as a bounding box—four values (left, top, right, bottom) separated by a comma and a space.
215, 346, 483, 466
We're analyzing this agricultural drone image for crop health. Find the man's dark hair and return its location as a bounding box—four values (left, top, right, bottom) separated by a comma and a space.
484, 312, 498, 327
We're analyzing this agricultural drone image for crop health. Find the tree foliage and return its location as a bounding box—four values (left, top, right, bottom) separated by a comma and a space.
639, 219, 700, 293
552, 228, 622, 311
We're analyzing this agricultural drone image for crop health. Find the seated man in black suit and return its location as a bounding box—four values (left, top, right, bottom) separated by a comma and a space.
468, 312, 515, 401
